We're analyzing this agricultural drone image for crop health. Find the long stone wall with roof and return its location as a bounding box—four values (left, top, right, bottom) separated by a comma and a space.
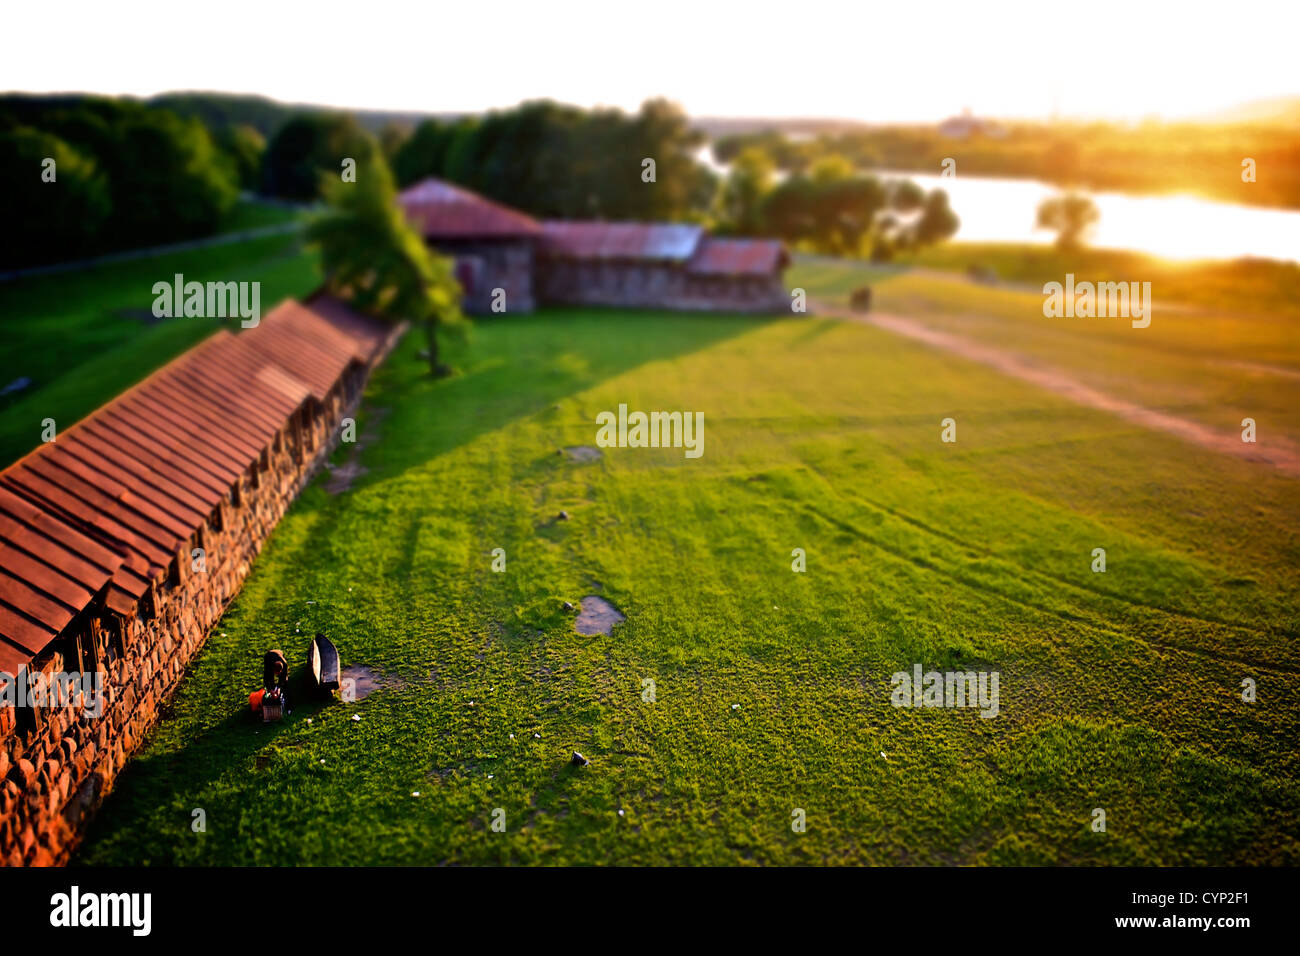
0, 294, 400, 866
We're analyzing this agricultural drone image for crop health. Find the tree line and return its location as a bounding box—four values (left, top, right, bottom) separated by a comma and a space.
2, 93, 962, 269
714, 118, 1300, 211
1, 95, 250, 268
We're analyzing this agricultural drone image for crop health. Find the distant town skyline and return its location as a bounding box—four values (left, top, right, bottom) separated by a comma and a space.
7, 0, 1299, 124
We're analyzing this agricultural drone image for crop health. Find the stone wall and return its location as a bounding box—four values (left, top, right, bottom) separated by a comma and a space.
536, 259, 788, 314
0, 326, 402, 866
433, 239, 535, 314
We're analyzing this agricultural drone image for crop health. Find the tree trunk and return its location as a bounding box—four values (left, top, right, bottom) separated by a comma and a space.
424, 317, 440, 377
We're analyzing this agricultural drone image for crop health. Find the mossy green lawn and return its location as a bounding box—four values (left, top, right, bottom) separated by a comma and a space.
0, 229, 317, 469
78, 298, 1299, 865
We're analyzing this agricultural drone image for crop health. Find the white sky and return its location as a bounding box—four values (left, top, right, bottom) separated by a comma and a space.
5, 0, 1299, 123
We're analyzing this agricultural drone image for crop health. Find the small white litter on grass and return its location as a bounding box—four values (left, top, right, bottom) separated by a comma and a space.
351, 714, 361, 722
618, 809, 625, 817
732, 704, 740, 710
412, 791, 420, 797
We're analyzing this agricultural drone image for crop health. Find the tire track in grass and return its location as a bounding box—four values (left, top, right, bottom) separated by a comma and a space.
814, 301, 1300, 479
832, 481, 1294, 640
800, 502, 1300, 676
791, 449, 1292, 642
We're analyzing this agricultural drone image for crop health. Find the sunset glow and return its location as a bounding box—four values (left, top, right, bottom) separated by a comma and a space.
6, 0, 1299, 124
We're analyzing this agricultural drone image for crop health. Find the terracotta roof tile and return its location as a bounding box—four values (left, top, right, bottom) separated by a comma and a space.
398, 178, 542, 239
0, 295, 387, 667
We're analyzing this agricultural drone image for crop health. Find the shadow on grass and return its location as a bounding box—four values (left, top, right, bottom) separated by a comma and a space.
74, 663, 342, 865
357, 307, 782, 474
76, 305, 780, 861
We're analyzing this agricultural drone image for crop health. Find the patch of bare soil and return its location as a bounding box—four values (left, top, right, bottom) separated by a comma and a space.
818, 302, 1300, 479
341, 664, 404, 700
575, 595, 625, 636
323, 406, 389, 494
323, 460, 368, 494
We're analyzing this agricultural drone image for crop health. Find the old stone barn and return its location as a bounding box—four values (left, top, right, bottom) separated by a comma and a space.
0, 294, 395, 865
397, 178, 790, 314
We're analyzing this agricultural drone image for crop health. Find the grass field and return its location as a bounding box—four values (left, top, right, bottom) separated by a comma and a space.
0, 227, 318, 469
792, 254, 1300, 451
75, 286, 1299, 864
875, 241, 1300, 319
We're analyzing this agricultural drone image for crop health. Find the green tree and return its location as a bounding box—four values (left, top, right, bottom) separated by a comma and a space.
618, 98, 715, 221
392, 118, 462, 186
106, 110, 238, 243
425, 98, 715, 222
717, 146, 775, 235
216, 124, 266, 191
36, 104, 236, 246
1036, 193, 1099, 251
762, 173, 886, 255
0, 127, 110, 267
378, 122, 409, 164
761, 167, 958, 260
306, 153, 464, 377
262, 113, 374, 200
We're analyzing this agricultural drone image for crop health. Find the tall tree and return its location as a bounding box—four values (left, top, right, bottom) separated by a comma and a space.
1036, 193, 1100, 251
108, 110, 238, 243
0, 127, 110, 267
306, 151, 464, 377
216, 123, 266, 191
718, 146, 776, 235
392, 117, 465, 187
262, 113, 374, 201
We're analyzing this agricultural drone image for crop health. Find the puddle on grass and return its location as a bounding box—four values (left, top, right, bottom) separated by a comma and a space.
575, 596, 625, 636
563, 445, 603, 463
341, 664, 404, 700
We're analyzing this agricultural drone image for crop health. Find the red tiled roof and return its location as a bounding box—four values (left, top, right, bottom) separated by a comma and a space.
538, 221, 703, 261
687, 238, 789, 276
0, 295, 389, 672
398, 178, 541, 239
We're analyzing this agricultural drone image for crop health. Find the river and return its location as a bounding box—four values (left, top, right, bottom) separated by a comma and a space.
697, 148, 1299, 263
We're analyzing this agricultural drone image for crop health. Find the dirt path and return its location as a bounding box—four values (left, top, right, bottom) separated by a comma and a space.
815, 300, 1300, 479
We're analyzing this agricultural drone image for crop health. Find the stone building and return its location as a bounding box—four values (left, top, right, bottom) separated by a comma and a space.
396, 178, 540, 314
398, 179, 790, 315
0, 294, 397, 865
